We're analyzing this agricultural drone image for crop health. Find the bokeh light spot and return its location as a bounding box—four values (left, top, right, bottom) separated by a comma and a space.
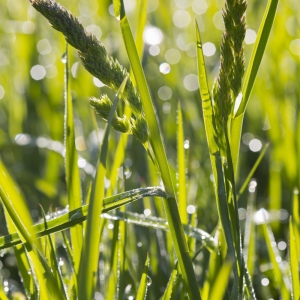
0, 85, 5, 100
165, 48, 181, 65
173, 10, 191, 28
290, 39, 300, 55
187, 205, 195, 214
192, 0, 208, 15
149, 45, 160, 56
245, 29, 257, 44
213, 11, 225, 30
202, 42, 216, 56
158, 86, 172, 100
159, 63, 171, 74
249, 139, 262, 152
37, 39, 52, 55
30, 65, 46, 80
183, 74, 198, 91
143, 26, 164, 45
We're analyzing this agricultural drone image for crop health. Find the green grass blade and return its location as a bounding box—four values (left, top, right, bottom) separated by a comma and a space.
237, 143, 269, 200
77, 76, 128, 300
161, 263, 178, 300
0, 186, 166, 250
260, 211, 290, 299
230, 0, 279, 173
292, 188, 300, 255
0, 160, 51, 299
136, 253, 150, 300
40, 206, 68, 300
289, 217, 299, 300
196, 22, 240, 298
115, 2, 200, 298
177, 101, 188, 224
208, 261, 232, 300
64, 43, 83, 277
106, 220, 120, 300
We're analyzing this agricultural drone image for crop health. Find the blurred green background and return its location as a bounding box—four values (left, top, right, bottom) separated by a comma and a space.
0, 0, 299, 298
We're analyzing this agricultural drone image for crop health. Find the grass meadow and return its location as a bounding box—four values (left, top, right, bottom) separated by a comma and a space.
0, 0, 299, 299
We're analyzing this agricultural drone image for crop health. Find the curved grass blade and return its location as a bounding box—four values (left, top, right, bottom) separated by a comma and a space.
230, 0, 279, 173
289, 217, 299, 300
63, 43, 83, 278
114, 2, 200, 298
136, 253, 150, 300
77, 76, 128, 300
177, 101, 187, 224
0, 186, 166, 250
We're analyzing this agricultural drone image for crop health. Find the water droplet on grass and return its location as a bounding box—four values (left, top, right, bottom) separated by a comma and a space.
61, 52, 67, 63
146, 275, 152, 286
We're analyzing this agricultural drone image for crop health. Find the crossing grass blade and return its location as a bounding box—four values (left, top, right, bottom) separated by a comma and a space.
289, 217, 299, 300
0, 186, 166, 250
114, 1, 200, 298
63, 43, 83, 279
136, 253, 150, 300
77, 76, 128, 300
230, 0, 280, 173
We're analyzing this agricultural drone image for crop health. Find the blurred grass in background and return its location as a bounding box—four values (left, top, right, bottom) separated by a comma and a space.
0, 0, 299, 299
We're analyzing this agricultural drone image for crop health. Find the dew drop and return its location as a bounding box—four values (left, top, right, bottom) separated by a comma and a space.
146, 275, 152, 286
61, 52, 67, 63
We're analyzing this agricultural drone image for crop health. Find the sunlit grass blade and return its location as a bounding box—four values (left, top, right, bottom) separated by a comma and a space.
260, 210, 290, 299
0, 276, 8, 300
208, 260, 232, 300
136, 253, 150, 300
196, 21, 241, 298
177, 101, 187, 224
237, 143, 269, 200
62, 231, 78, 298
161, 263, 178, 300
292, 188, 300, 255
289, 217, 299, 300
0, 160, 52, 299
63, 43, 83, 279
230, 0, 280, 173
114, 1, 200, 298
0, 186, 166, 250
78, 76, 128, 300
106, 220, 120, 299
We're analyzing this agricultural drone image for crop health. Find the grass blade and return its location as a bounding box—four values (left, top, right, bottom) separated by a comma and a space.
237, 143, 269, 200
63, 43, 83, 278
77, 76, 128, 300
260, 210, 290, 299
230, 0, 279, 173
177, 101, 187, 224
289, 217, 299, 300
136, 253, 150, 300
161, 263, 178, 300
114, 2, 200, 298
208, 261, 232, 300
0, 186, 166, 250
196, 21, 241, 298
